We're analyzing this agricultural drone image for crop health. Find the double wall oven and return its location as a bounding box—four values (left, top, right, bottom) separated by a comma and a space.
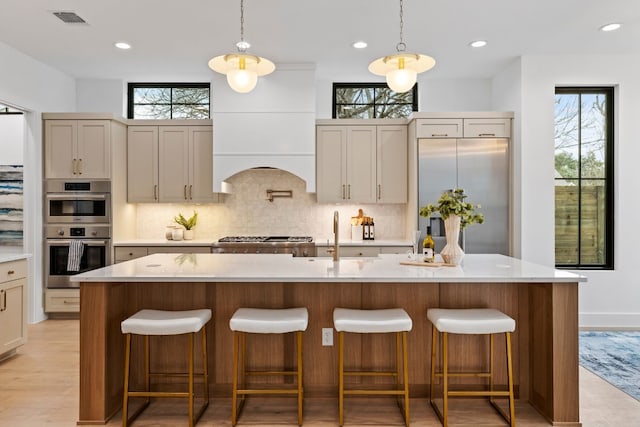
44, 180, 112, 289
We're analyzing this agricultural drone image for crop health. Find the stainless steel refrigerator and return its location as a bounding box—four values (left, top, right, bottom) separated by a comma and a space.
418, 138, 509, 255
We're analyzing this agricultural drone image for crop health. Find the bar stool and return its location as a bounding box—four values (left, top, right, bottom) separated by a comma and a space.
229, 307, 308, 426
333, 308, 412, 427
121, 308, 211, 427
427, 308, 516, 427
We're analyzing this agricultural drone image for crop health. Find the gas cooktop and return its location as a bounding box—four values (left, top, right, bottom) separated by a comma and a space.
217, 236, 313, 243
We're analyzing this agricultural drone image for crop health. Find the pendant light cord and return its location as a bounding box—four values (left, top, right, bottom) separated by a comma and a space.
396, 0, 406, 52
236, 0, 250, 52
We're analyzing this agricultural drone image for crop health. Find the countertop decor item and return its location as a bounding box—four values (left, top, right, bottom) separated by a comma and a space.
419, 188, 484, 265
174, 211, 198, 240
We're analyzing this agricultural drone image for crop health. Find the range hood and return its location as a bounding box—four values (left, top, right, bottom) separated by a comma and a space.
212, 64, 316, 193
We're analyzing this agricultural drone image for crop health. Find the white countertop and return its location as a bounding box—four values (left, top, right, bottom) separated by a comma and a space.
0, 253, 30, 263
72, 253, 585, 284
114, 238, 412, 247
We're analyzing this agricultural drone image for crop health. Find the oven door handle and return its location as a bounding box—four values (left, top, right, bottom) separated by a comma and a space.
47, 240, 109, 246
46, 194, 108, 201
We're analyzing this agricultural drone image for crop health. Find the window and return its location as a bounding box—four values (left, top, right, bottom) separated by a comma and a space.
554, 87, 614, 269
332, 83, 417, 119
127, 83, 210, 119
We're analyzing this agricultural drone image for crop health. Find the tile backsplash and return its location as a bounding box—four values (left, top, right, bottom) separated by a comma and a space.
134, 168, 407, 241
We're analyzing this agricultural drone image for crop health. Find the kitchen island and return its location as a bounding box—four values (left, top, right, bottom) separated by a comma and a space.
73, 253, 585, 426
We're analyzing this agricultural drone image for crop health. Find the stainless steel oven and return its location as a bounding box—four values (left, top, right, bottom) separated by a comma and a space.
45, 180, 111, 224
45, 224, 111, 289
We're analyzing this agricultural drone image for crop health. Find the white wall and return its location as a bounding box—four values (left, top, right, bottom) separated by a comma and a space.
0, 41, 76, 323
76, 79, 125, 116
0, 114, 24, 163
500, 54, 640, 328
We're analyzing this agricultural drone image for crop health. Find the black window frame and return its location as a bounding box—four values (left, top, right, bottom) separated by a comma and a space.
127, 82, 211, 119
554, 86, 614, 270
332, 83, 418, 119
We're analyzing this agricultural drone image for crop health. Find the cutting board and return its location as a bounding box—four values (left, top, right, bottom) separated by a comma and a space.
399, 261, 456, 267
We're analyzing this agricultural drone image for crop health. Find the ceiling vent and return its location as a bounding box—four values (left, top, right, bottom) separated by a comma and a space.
52, 11, 87, 24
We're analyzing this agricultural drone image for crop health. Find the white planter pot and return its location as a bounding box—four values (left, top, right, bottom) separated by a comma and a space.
183, 229, 194, 240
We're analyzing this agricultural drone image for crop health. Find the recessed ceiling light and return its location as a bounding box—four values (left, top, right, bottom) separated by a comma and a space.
115, 42, 131, 50
352, 41, 367, 49
469, 40, 487, 48
600, 23, 621, 32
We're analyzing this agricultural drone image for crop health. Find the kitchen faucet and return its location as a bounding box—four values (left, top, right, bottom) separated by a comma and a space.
326, 210, 339, 262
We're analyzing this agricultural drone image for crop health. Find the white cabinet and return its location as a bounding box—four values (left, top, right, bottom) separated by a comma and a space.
44, 120, 111, 179
0, 259, 27, 359
416, 117, 511, 139
415, 119, 463, 138
462, 118, 511, 138
114, 245, 211, 263
44, 289, 80, 314
376, 126, 407, 203
316, 124, 407, 204
128, 125, 218, 203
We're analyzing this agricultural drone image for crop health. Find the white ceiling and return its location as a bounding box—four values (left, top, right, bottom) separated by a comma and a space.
1, 0, 639, 81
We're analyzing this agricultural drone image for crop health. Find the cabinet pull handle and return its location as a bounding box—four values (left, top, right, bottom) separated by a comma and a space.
184, 185, 187, 200
431, 133, 448, 137
78, 158, 83, 175
342, 184, 346, 200
478, 133, 496, 137
348, 184, 351, 199
63, 300, 79, 305
72, 159, 77, 175
154, 185, 158, 200
377, 184, 381, 200
7, 270, 15, 275
189, 185, 193, 200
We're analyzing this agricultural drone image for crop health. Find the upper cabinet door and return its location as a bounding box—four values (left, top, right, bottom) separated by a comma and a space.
44, 120, 77, 179
316, 126, 347, 203
346, 126, 377, 203
415, 119, 463, 138
189, 126, 217, 203
158, 127, 190, 202
127, 126, 159, 203
45, 120, 111, 179
377, 126, 407, 203
76, 121, 111, 179
463, 118, 511, 138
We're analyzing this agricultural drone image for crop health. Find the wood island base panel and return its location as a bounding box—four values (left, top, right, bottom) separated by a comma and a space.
73, 253, 585, 426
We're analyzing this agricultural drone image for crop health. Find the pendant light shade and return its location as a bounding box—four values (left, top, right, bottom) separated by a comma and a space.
369, 0, 435, 93
208, 53, 274, 93
208, 0, 274, 93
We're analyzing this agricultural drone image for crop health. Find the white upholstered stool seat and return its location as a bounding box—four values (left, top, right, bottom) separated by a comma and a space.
230, 307, 308, 426
427, 308, 515, 335
121, 309, 212, 336
427, 308, 515, 427
121, 308, 211, 427
333, 308, 412, 333
333, 308, 412, 427
229, 307, 308, 334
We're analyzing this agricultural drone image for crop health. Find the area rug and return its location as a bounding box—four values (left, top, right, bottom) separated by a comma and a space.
579, 331, 640, 401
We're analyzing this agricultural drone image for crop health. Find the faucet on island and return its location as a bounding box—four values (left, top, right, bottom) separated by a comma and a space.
326, 210, 340, 262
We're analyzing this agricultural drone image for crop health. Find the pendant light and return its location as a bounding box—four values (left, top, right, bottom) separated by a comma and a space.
208, 0, 275, 93
368, 0, 435, 93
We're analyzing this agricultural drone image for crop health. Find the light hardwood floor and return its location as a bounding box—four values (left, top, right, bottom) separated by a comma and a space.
0, 320, 638, 426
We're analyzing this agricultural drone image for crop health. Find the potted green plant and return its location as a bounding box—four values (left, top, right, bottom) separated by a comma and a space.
419, 188, 483, 264
174, 211, 198, 240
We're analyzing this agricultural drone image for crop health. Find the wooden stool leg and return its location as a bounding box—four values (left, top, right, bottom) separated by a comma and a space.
232, 331, 239, 426
402, 331, 410, 427
506, 332, 516, 427
442, 332, 449, 427
202, 327, 210, 405
490, 333, 495, 404
188, 333, 194, 427
430, 326, 437, 409
297, 330, 304, 426
144, 335, 150, 399
122, 334, 131, 427
338, 331, 345, 427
